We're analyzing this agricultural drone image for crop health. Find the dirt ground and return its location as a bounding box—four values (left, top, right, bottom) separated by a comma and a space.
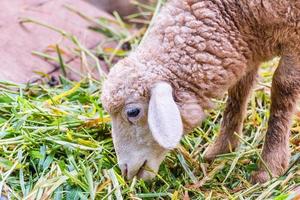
0, 0, 138, 83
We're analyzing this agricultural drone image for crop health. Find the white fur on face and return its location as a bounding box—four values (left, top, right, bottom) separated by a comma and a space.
111, 113, 168, 180
109, 82, 187, 180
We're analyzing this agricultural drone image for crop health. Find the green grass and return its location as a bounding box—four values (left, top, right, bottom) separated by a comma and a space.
0, 1, 300, 199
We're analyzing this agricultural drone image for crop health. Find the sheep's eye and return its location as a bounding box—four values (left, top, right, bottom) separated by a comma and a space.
124, 104, 143, 122
126, 108, 140, 118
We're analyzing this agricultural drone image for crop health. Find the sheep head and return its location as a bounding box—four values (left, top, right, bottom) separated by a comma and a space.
101, 58, 205, 180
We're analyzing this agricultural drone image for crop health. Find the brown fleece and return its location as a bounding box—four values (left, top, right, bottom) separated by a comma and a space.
102, 0, 300, 183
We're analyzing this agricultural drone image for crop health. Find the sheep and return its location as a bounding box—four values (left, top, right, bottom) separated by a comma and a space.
101, 0, 300, 183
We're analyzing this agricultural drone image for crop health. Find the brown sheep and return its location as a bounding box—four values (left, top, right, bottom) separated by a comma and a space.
101, 0, 300, 183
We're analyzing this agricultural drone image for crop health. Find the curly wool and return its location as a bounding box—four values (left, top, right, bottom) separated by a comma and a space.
102, 0, 300, 117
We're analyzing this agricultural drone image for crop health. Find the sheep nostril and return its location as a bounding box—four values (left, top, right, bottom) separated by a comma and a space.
142, 160, 147, 168
124, 164, 128, 178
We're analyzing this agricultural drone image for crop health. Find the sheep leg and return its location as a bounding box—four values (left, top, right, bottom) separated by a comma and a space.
204, 68, 258, 162
251, 55, 300, 183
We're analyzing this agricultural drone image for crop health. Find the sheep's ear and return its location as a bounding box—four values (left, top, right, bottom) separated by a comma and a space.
148, 82, 183, 149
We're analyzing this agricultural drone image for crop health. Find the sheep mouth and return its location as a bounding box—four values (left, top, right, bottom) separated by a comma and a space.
136, 160, 148, 178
